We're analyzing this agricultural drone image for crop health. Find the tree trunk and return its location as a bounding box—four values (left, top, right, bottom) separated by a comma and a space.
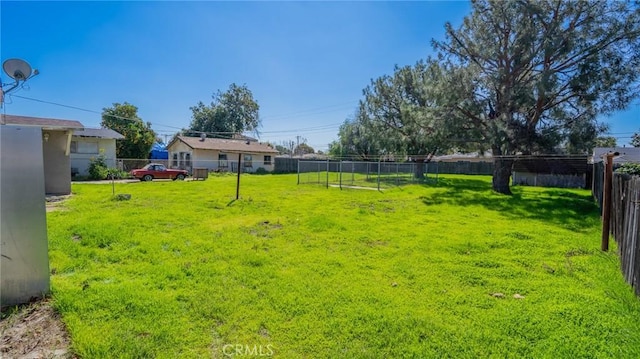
414, 160, 425, 180
492, 157, 514, 195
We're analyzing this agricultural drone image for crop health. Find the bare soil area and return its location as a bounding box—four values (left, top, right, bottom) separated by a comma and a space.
45, 195, 71, 212
0, 300, 73, 359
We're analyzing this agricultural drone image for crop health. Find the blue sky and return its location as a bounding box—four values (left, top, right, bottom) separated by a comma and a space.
1, 1, 638, 151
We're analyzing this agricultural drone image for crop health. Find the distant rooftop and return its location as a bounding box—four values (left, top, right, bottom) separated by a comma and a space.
170, 136, 278, 154
1, 114, 83, 130
592, 147, 640, 164
73, 128, 124, 140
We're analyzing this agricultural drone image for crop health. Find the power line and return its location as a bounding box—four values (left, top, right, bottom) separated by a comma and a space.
10, 94, 186, 130
10, 95, 101, 114
8, 93, 345, 137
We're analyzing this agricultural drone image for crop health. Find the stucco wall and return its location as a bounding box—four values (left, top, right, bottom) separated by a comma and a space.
1, 125, 50, 306
70, 138, 118, 175
42, 130, 72, 195
191, 149, 275, 173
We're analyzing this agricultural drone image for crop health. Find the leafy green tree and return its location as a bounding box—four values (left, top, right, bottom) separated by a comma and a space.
295, 143, 315, 155
275, 144, 290, 155
330, 111, 383, 161
358, 60, 460, 178
101, 102, 156, 159
434, 0, 640, 194
187, 83, 260, 138
594, 136, 618, 148
632, 130, 640, 147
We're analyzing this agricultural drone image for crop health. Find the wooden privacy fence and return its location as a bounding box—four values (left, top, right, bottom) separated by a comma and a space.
610, 174, 640, 296
274, 157, 299, 173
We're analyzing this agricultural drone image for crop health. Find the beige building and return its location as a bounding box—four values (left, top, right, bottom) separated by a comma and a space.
167, 136, 279, 173
2, 114, 84, 195
70, 128, 124, 176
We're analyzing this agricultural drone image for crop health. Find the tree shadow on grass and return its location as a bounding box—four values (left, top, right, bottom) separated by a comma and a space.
420, 177, 600, 232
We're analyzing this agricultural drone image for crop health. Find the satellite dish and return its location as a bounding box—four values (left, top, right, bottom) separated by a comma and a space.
3, 58, 33, 81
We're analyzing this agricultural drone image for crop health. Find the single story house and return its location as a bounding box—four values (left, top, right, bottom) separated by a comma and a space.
70, 128, 124, 176
512, 155, 589, 189
592, 147, 640, 164
432, 151, 493, 163
2, 114, 84, 195
432, 151, 494, 175
167, 136, 279, 173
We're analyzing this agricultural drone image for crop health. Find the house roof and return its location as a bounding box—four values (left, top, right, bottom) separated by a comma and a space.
1, 114, 83, 130
593, 147, 640, 164
170, 136, 278, 154
433, 151, 493, 162
73, 128, 125, 139
512, 156, 589, 175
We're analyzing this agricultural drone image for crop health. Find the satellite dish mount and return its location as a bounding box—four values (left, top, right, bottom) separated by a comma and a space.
1, 58, 39, 107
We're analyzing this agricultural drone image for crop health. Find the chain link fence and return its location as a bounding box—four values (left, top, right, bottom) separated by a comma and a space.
297, 160, 441, 190
117, 158, 273, 175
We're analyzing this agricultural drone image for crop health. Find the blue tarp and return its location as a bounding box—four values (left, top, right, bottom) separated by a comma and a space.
150, 143, 169, 159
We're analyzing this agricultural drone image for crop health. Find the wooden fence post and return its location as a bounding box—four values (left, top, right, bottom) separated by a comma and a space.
601, 152, 618, 251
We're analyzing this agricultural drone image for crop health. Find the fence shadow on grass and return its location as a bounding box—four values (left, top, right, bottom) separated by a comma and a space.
421, 177, 600, 232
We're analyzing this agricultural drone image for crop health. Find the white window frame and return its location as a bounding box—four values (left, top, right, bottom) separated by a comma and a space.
71, 140, 99, 154
219, 153, 228, 168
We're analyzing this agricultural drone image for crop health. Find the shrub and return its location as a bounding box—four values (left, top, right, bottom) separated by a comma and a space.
106, 168, 131, 179
615, 163, 640, 176
88, 155, 109, 180
254, 167, 269, 175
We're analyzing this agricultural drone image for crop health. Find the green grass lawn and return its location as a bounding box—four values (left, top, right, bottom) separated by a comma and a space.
47, 174, 640, 358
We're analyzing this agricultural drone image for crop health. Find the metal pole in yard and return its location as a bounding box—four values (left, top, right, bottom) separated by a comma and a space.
297, 159, 300, 185
601, 152, 617, 251
236, 153, 242, 200
326, 159, 329, 188
352, 162, 355, 184
339, 160, 343, 190
378, 158, 381, 191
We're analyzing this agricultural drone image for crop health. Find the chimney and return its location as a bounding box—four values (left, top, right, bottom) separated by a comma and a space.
200, 133, 206, 141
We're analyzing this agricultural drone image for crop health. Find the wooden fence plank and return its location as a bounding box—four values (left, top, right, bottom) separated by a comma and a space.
611, 174, 640, 297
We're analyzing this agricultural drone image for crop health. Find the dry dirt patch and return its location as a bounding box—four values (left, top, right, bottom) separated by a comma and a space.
45, 195, 71, 213
0, 300, 73, 358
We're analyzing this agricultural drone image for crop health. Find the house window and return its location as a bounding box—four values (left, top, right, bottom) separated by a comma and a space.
264, 155, 272, 165
172, 153, 178, 167
219, 154, 228, 168
71, 140, 99, 154
244, 154, 252, 167
185, 153, 192, 167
